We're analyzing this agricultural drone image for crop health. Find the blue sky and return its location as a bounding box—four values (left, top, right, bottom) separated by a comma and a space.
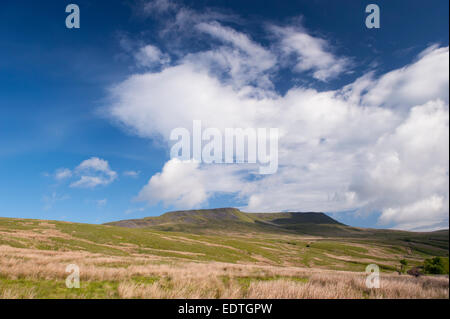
0, 0, 448, 230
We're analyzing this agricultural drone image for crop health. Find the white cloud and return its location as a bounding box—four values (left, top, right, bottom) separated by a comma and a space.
135, 45, 170, 68
123, 170, 140, 178
54, 168, 72, 180
380, 196, 447, 231
107, 4, 449, 230
76, 157, 111, 172
137, 159, 207, 208
193, 22, 277, 88
71, 176, 106, 188
136, 158, 246, 208
142, 21, 276, 91
349, 100, 449, 230
142, 0, 177, 15
271, 25, 351, 81
125, 207, 146, 215
70, 157, 117, 188
43, 192, 69, 211
113, 47, 448, 230
108, 62, 269, 139
354, 45, 449, 109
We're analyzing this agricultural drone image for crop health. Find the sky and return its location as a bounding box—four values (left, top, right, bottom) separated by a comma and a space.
0, 0, 448, 230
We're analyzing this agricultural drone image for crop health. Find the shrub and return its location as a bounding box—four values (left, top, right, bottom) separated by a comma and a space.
399, 259, 408, 274
423, 257, 449, 275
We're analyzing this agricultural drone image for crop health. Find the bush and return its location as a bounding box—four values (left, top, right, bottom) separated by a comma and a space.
399, 259, 408, 274
423, 257, 449, 275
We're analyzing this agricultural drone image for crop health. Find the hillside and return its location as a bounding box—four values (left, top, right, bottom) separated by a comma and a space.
105, 208, 450, 259
105, 208, 345, 234
0, 215, 448, 298
105, 208, 450, 247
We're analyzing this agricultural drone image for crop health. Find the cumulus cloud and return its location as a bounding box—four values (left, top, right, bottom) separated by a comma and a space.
270, 25, 351, 81
347, 45, 449, 109
136, 158, 247, 208
107, 1, 449, 230
70, 157, 117, 188
380, 196, 447, 231
192, 22, 277, 88
137, 159, 207, 208
349, 100, 449, 230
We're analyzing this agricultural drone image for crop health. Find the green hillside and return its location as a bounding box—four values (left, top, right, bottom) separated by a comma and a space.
0, 214, 448, 298
105, 208, 449, 255
105, 208, 343, 233
1, 215, 448, 269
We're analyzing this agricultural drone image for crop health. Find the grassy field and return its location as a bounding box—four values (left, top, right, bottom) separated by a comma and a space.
0, 214, 448, 299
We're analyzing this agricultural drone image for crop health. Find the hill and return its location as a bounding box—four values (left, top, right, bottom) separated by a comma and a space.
105, 208, 450, 259
0, 215, 448, 298
105, 208, 449, 246
105, 207, 345, 234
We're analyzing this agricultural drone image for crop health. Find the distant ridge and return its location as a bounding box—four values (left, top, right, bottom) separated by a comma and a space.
105, 208, 450, 241
105, 207, 349, 235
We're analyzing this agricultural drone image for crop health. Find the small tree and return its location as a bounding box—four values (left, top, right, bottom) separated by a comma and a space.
399, 259, 408, 274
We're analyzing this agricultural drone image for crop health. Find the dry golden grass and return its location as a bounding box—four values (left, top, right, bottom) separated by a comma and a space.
1, 245, 448, 299
246, 273, 449, 299
0, 287, 36, 299
114, 269, 449, 299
